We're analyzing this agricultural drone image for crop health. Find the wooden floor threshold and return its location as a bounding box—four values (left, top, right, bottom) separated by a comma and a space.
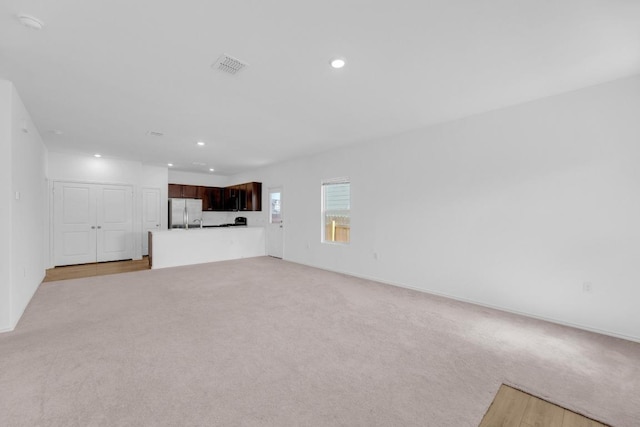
479, 384, 609, 427
44, 257, 150, 282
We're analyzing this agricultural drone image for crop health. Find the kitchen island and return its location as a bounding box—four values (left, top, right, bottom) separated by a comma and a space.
149, 227, 266, 269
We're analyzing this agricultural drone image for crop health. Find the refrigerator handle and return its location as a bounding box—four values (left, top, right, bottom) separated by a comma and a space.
185, 205, 189, 229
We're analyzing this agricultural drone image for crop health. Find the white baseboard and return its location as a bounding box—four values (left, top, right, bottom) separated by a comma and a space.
288, 259, 640, 344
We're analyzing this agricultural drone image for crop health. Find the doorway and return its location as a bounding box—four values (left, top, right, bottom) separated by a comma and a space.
267, 187, 283, 258
141, 187, 161, 256
53, 182, 133, 266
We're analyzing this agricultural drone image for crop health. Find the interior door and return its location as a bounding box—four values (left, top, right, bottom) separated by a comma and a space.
96, 185, 133, 262
142, 187, 161, 256
267, 187, 284, 258
53, 182, 97, 266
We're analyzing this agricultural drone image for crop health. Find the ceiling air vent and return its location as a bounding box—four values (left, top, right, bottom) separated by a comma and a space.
212, 54, 248, 75
146, 131, 164, 137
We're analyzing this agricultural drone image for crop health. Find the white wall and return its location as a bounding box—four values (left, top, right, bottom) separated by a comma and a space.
48, 152, 143, 184
168, 170, 228, 187
47, 152, 169, 263
0, 81, 13, 331
0, 80, 48, 332
230, 75, 640, 342
10, 85, 48, 328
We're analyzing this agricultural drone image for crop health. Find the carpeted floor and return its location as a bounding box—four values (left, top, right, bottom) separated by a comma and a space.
1, 257, 638, 426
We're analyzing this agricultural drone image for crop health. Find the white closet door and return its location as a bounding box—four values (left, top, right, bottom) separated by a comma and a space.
53, 182, 97, 266
96, 185, 133, 262
141, 187, 161, 256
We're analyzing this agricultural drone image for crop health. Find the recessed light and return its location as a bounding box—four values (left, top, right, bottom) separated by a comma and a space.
17, 14, 44, 30
330, 58, 346, 69
209, 168, 215, 172
94, 154, 102, 158
50, 129, 63, 135
167, 163, 173, 167
196, 141, 205, 146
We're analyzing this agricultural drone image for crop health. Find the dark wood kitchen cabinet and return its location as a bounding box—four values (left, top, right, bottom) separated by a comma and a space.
245, 182, 262, 211
209, 187, 225, 211
195, 186, 225, 211
200, 187, 223, 211
168, 184, 198, 198
182, 185, 197, 198
238, 184, 249, 211
168, 184, 182, 198
196, 186, 210, 210
169, 182, 261, 211
225, 182, 262, 211
224, 186, 243, 211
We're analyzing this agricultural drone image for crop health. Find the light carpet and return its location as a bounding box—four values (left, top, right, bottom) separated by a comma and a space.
1, 257, 638, 426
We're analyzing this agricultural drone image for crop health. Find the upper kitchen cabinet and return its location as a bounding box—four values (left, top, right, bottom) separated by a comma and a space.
224, 185, 243, 211
169, 182, 261, 211
208, 187, 225, 211
196, 186, 210, 210
168, 184, 198, 198
227, 182, 262, 211
201, 186, 225, 211
168, 184, 182, 198
245, 182, 262, 211
182, 185, 198, 198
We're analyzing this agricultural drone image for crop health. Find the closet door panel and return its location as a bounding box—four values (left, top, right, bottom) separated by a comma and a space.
53, 182, 97, 266
96, 185, 133, 262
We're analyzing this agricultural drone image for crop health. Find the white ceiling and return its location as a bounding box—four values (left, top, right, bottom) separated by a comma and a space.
1, 1, 639, 175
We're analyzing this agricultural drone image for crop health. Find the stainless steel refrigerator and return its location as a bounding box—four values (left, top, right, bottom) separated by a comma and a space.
169, 198, 203, 229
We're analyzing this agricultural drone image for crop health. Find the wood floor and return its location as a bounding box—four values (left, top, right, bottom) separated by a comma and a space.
43, 257, 150, 282
480, 384, 608, 427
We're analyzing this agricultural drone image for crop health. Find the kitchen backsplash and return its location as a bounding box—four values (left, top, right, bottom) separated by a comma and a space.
201, 211, 266, 227
201, 212, 233, 226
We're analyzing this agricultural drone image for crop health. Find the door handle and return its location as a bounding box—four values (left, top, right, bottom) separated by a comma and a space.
97, 226, 102, 229
91, 226, 96, 229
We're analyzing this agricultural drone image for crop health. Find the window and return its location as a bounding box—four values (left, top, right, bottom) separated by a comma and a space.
270, 191, 281, 224
322, 178, 350, 244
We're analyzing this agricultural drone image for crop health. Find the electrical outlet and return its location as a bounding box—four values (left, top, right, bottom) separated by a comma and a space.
582, 282, 593, 293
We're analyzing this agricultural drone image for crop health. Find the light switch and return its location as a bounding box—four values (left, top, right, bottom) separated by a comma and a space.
15, 191, 20, 200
